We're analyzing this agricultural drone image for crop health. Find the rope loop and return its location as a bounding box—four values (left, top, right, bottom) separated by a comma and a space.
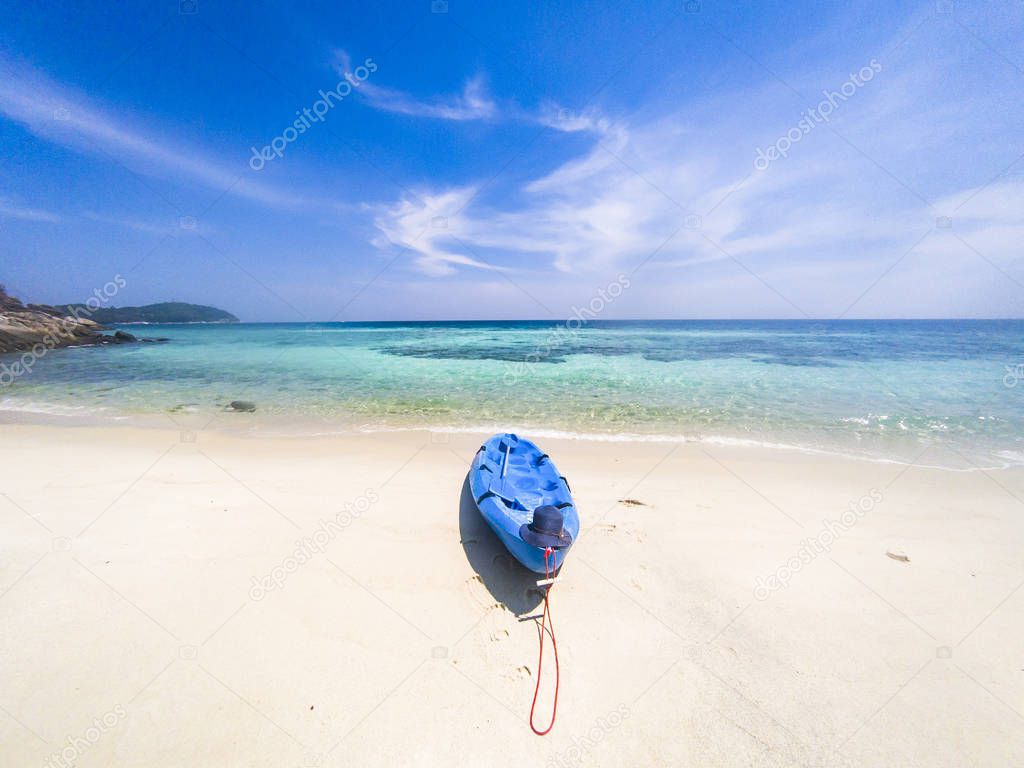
529, 546, 560, 735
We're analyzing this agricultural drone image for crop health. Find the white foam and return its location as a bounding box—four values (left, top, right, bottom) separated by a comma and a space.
0, 398, 96, 415
2, 397, 1019, 473
343, 423, 1024, 472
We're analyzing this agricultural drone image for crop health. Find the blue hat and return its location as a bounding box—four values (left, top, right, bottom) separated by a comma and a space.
520, 505, 572, 549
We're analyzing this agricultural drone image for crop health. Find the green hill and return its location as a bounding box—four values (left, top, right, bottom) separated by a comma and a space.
50, 301, 239, 324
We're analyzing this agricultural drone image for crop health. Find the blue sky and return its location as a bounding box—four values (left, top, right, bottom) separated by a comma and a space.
1, 0, 1022, 320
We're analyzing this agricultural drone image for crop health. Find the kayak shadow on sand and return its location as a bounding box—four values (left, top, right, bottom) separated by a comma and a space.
459, 473, 544, 616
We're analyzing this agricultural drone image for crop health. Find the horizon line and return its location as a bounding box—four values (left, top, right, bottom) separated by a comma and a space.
135, 316, 1024, 323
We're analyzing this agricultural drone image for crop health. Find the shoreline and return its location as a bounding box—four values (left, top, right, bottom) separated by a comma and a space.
0, 402, 1020, 473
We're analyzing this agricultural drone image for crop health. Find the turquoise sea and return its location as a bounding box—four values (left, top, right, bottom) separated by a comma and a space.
2, 320, 1022, 469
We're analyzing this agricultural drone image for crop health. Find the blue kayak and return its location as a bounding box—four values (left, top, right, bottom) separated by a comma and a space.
470, 433, 579, 574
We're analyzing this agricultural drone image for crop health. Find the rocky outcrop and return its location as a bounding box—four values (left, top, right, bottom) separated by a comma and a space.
0, 285, 168, 353
1, 286, 98, 353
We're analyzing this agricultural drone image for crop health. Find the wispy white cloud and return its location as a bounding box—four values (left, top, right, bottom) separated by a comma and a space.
0, 55, 304, 209
333, 49, 612, 137
333, 49, 495, 122
363, 74, 496, 121
372, 187, 501, 275
0, 198, 60, 223
532, 104, 615, 135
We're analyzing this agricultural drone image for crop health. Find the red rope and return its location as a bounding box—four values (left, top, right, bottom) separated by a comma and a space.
529, 547, 560, 735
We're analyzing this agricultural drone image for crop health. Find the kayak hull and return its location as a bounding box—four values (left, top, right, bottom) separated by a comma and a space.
469, 433, 579, 574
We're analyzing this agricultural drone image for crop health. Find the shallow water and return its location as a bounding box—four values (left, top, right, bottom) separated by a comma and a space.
2, 320, 1022, 468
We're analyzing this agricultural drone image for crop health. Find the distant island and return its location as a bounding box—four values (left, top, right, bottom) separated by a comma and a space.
1, 285, 237, 354
49, 301, 239, 325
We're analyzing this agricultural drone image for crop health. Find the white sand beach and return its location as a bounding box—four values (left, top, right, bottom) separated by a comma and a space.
2, 422, 1023, 766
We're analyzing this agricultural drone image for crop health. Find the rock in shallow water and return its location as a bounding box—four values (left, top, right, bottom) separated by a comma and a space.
228, 400, 257, 412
